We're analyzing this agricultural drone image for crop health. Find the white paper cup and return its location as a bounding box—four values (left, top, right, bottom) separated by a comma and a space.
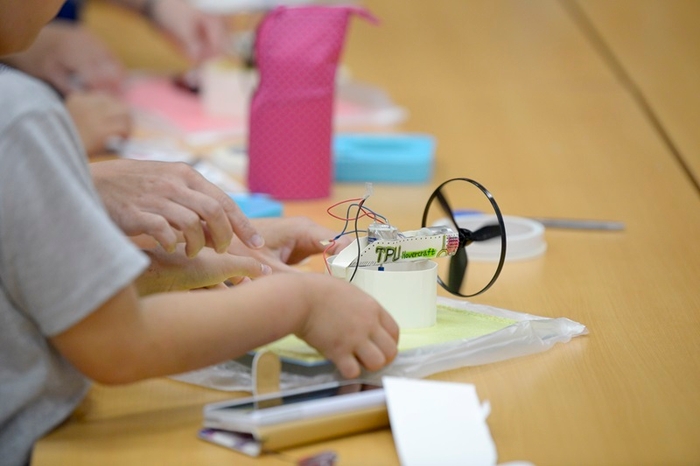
329, 257, 438, 329
201, 60, 256, 118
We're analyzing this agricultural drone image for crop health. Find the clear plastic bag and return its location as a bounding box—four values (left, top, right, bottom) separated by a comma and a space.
170, 297, 587, 391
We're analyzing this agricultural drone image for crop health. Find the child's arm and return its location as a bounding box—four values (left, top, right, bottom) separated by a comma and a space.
133, 244, 272, 295
50, 273, 399, 382
129, 215, 346, 295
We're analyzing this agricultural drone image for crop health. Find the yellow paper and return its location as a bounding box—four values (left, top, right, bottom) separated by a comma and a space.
259, 304, 517, 363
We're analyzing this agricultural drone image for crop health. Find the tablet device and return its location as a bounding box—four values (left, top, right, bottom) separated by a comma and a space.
200, 381, 388, 455
203, 381, 384, 433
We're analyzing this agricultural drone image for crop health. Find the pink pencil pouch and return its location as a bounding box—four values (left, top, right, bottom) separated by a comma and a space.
247, 5, 377, 199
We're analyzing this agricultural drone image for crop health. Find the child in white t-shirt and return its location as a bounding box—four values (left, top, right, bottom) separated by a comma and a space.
0, 4, 398, 465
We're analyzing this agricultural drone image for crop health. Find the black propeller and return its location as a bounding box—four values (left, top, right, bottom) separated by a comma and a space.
462, 224, 502, 243
421, 178, 507, 297
434, 189, 501, 294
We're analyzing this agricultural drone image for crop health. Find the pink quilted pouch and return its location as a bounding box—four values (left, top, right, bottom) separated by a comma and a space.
247, 5, 377, 199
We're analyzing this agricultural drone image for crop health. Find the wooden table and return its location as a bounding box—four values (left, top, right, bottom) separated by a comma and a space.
573, 0, 700, 189
34, 1, 700, 465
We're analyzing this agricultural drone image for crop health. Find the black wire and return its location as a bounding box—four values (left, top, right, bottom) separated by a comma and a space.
329, 198, 386, 282
334, 202, 362, 240
335, 229, 366, 238
334, 203, 387, 241
362, 207, 388, 224
348, 198, 367, 283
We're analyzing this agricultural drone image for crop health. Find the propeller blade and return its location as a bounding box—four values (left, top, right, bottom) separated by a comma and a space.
466, 224, 502, 242
435, 189, 459, 231
447, 246, 468, 294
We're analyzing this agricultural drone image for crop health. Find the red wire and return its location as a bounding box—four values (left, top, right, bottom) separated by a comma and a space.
323, 197, 388, 275
326, 198, 362, 221
326, 198, 385, 223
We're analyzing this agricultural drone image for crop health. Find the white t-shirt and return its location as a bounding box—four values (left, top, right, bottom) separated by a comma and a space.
0, 68, 149, 466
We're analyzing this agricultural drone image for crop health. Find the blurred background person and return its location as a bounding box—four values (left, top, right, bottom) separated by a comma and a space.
1, 0, 227, 156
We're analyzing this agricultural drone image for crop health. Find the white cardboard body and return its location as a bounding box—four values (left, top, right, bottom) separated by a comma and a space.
329, 256, 438, 329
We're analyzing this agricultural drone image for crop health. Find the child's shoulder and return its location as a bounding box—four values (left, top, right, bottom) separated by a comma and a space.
0, 66, 64, 127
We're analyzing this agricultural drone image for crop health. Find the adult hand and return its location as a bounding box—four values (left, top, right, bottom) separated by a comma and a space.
2, 20, 125, 95
226, 217, 352, 273
148, 0, 227, 63
90, 159, 264, 257
65, 91, 132, 157
135, 244, 272, 295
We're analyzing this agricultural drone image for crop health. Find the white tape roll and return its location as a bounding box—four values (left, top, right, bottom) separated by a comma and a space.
328, 257, 438, 329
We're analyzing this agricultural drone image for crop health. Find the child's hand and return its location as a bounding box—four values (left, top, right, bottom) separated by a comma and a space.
134, 244, 272, 295
295, 274, 400, 379
65, 91, 132, 157
227, 217, 351, 273
90, 159, 265, 257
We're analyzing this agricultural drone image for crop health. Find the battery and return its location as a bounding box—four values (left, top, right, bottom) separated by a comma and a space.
367, 223, 399, 243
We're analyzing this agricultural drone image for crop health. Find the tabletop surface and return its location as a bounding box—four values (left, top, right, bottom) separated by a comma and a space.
574, 0, 700, 190
33, 1, 700, 465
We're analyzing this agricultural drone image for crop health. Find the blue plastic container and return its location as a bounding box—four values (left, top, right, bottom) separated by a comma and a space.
228, 193, 284, 218
333, 133, 435, 183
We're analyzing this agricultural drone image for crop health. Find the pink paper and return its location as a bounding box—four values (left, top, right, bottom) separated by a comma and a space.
124, 77, 245, 135
123, 74, 404, 144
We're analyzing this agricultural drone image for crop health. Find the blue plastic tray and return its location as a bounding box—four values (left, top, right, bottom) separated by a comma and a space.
228, 193, 283, 218
333, 133, 435, 183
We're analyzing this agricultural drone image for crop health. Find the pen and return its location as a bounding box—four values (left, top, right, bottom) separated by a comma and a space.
529, 217, 625, 231
453, 210, 625, 231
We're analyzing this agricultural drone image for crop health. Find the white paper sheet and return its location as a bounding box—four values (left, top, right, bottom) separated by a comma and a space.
382, 376, 497, 466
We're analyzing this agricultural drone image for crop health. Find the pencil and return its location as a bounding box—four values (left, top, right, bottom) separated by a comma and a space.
530, 217, 625, 231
